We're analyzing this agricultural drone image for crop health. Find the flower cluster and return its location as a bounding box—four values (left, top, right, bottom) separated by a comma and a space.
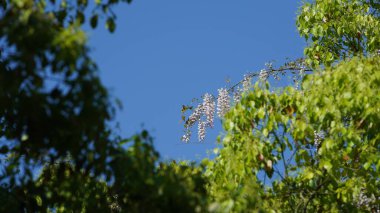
259, 69, 269, 81
187, 104, 203, 128
242, 74, 252, 92
217, 88, 230, 118
356, 189, 379, 211
203, 93, 215, 127
181, 130, 191, 143
181, 59, 309, 142
314, 130, 325, 149
181, 89, 231, 142
198, 121, 206, 141
182, 104, 203, 142
182, 96, 216, 142
233, 88, 242, 104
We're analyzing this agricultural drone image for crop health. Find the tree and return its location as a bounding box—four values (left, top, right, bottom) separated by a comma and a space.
1, 0, 379, 212
0, 0, 125, 186
194, 0, 380, 212
0, 0, 209, 212
204, 57, 380, 212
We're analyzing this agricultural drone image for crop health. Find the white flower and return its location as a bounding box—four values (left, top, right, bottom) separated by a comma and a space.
186, 104, 203, 128
198, 121, 206, 142
266, 160, 273, 169
265, 62, 273, 69
181, 129, 191, 142
242, 74, 252, 92
293, 76, 300, 90
356, 189, 378, 210
314, 130, 325, 148
203, 93, 215, 128
217, 88, 230, 118
259, 69, 269, 81
233, 88, 242, 104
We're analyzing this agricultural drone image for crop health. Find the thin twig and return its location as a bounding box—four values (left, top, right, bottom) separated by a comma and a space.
228, 65, 313, 92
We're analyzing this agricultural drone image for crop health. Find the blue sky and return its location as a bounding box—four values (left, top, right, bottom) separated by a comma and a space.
88, 1, 306, 161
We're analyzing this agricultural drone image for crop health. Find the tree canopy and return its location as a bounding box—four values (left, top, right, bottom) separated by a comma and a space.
204, 56, 380, 212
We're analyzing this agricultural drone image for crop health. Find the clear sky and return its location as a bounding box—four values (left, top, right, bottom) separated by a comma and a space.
88, 1, 306, 161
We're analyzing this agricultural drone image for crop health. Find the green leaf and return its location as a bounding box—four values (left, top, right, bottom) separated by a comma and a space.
257, 108, 265, 119
262, 128, 268, 137
324, 139, 333, 150
363, 162, 371, 170
303, 170, 314, 180
35, 195, 42, 206
320, 159, 332, 171
0, 146, 8, 154
76, 11, 85, 24
106, 18, 116, 33
90, 15, 98, 28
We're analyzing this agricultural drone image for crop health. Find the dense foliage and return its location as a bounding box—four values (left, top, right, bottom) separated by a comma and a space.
0, 0, 116, 186
200, 1, 380, 211
297, 0, 379, 66
205, 57, 380, 212
0, 0, 379, 212
0, 0, 208, 212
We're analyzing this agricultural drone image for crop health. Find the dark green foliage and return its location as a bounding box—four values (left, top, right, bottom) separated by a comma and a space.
108, 133, 209, 213
0, 0, 116, 186
0, 1, 209, 212
1, 133, 209, 212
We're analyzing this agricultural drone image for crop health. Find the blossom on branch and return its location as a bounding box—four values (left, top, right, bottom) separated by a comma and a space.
198, 121, 206, 142
181, 129, 191, 143
217, 88, 230, 118
259, 69, 269, 81
242, 75, 252, 92
187, 104, 203, 127
233, 88, 242, 104
202, 93, 215, 128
